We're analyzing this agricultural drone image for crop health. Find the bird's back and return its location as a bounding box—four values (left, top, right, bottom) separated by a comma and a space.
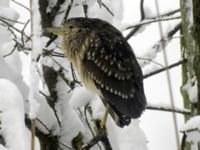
63, 18, 147, 127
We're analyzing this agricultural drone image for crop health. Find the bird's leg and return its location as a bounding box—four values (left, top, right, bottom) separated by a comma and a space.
101, 104, 110, 129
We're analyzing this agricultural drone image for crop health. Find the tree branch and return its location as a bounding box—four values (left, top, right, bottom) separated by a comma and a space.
125, 16, 180, 30
11, 0, 30, 11
143, 59, 187, 79
146, 104, 191, 115
82, 120, 112, 150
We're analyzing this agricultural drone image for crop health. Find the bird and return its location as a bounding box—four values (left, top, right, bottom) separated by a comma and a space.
46, 17, 146, 128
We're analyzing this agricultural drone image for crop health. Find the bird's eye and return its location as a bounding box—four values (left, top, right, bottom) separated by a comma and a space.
69, 26, 73, 29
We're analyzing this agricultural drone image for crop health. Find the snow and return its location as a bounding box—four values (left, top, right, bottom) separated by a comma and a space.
181, 116, 200, 144
0, 145, 7, 150
0, 50, 29, 101
28, 61, 40, 118
55, 77, 86, 148
0, 0, 189, 150
144, 6, 155, 19
118, 120, 148, 150
182, 76, 198, 103
0, 79, 40, 150
69, 86, 96, 109
147, 101, 191, 114
0, 7, 19, 23
2, 41, 22, 72
28, 0, 43, 119
184, 0, 193, 26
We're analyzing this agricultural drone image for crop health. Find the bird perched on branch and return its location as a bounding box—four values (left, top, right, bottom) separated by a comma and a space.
47, 17, 146, 127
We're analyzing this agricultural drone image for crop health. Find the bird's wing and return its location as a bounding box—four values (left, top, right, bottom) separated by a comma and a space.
82, 31, 146, 119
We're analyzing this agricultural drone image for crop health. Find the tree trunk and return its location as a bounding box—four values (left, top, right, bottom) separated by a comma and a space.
180, 0, 200, 149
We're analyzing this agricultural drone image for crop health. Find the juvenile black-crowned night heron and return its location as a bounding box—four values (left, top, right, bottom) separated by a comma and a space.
47, 17, 146, 127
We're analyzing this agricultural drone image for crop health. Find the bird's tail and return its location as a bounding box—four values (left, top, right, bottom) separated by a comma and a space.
107, 103, 131, 127
101, 99, 131, 127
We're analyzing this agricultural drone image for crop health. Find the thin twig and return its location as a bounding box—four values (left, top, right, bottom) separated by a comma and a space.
148, 9, 180, 20
140, 23, 181, 68
3, 44, 17, 57
143, 59, 187, 79
62, 0, 74, 24
140, 0, 145, 20
83, 4, 88, 18
70, 63, 82, 86
57, 69, 75, 90
35, 118, 74, 149
125, 16, 180, 30
0, 18, 31, 40
101, 2, 114, 17
82, 120, 113, 150
11, 0, 30, 11
36, 118, 51, 133
0, 17, 25, 24
137, 57, 164, 67
125, 0, 145, 40
39, 91, 62, 128
125, 8, 180, 40
84, 105, 102, 150
49, 55, 69, 73
21, 19, 30, 46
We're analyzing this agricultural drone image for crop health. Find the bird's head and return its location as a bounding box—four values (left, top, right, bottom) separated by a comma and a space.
45, 18, 92, 37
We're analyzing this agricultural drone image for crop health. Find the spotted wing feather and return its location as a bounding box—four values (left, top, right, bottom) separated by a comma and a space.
82, 30, 146, 127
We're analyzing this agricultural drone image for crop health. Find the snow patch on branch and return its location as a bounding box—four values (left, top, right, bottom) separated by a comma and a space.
0, 6, 19, 25
185, 0, 193, 27
69, 86, 96, 109
55, 77, 85, 147
182, 76, 197, 103
181, 116, 200, 143
147, 101, 191, 113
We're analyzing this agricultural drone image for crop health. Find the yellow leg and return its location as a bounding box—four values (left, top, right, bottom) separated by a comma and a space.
101, 104, 110, 128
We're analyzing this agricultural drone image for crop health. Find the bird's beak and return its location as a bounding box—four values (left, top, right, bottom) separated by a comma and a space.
45, 27, 66, 36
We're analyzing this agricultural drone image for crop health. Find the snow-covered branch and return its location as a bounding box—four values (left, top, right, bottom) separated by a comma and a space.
146, 103, 191, 115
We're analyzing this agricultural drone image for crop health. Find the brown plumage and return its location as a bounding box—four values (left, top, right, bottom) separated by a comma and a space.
47, 17, 146, 127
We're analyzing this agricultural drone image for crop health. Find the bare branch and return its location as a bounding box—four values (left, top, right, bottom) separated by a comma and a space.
62, 0, 74, 24
0, 17, 25, 24
125, 0, 145, 40
21, 19, 30, 46
82, 120, 113, 150
148, 9, 180, 20
125, 16, 180, 30
140, 0, 145, 20
0, 18, 31, 41
39, 91, 61, 128
140, 23, 181, 68
83, 4, 88, 18
137, 57, 164, 67
11, 0, 30, 11
143, 59, 187, 79
125, 7, 180, 40
101, 2, 114, 17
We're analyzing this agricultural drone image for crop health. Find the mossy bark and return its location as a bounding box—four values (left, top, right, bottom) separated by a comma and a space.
180, 0, 200, 149
180, 0, 195, 119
